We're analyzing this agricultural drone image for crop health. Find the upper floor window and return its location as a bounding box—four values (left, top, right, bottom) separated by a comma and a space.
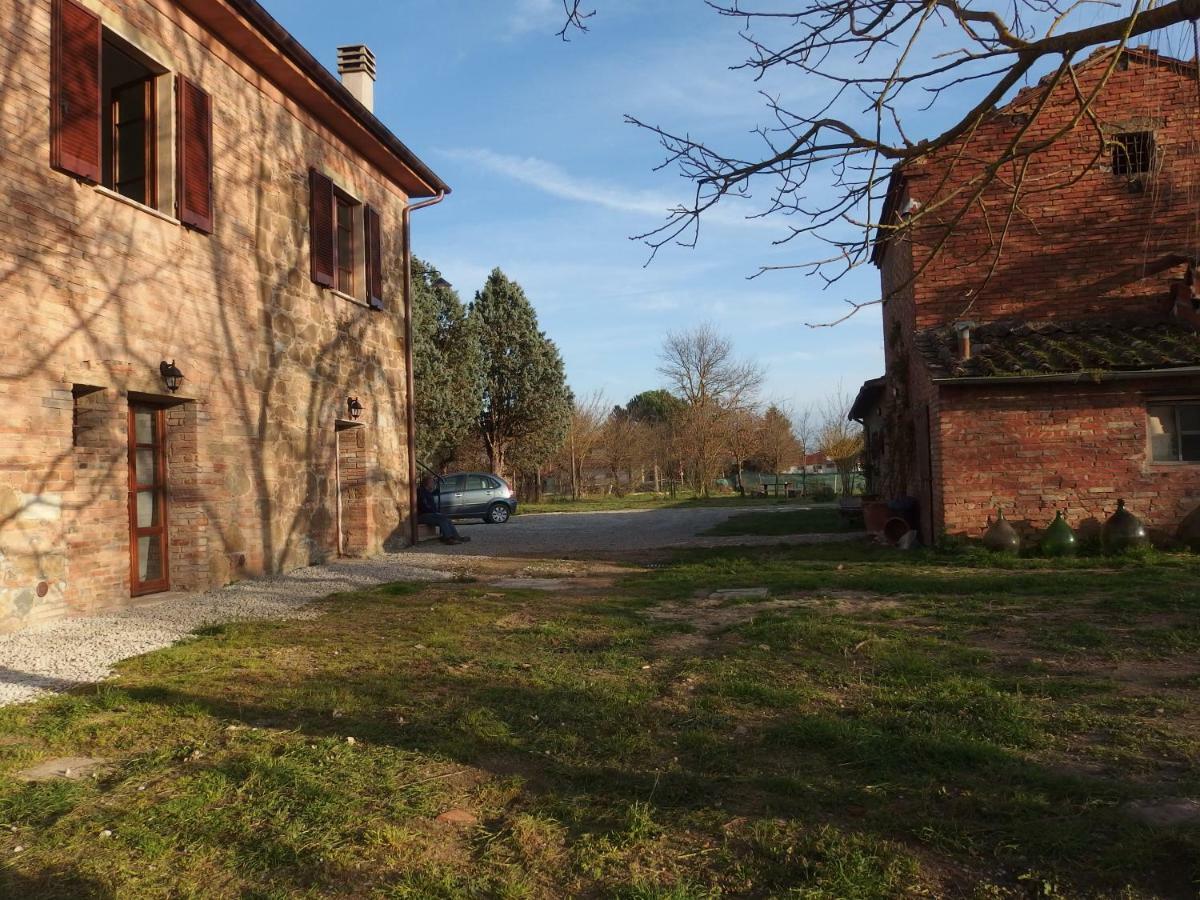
51, 0, 213, 232
1148, 403, 1200, 462
309, 169, 385, 308
335, 190, 358, 296
1112, 131, 1155, 177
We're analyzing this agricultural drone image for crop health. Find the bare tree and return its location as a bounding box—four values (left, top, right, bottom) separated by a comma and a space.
563, 390, 608, 500
725, 405, 764, 493
658, 324, 764, 496
818, 387, 865, 497
563, 2, 1196, 322
791, 403, 816, 495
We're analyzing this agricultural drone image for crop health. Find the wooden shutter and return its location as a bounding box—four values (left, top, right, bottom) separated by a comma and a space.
309, 169, 335, 287
51, 0, 102, 183
176, 76, 214, 233
364, 204, 383, 308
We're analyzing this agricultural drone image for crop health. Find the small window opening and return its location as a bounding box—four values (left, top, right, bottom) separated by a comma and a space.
72, 385, 105, 448
101, 36, 159, 206
1112, 131, 1155, 176
334, 190, 358, 296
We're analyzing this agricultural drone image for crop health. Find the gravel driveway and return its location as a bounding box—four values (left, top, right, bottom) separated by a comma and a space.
406, 504, 855, 557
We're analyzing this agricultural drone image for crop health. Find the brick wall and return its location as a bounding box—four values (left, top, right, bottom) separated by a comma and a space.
938, 379, 1200, 542
903, 53, 1200, 329
871, 51, 1200, 543
0, 0, 419, 631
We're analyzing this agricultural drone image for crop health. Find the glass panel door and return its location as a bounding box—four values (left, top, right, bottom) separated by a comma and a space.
128, 405, 169, 595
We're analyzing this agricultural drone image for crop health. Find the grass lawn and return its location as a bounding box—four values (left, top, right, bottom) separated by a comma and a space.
2, 544, 1199, 897
520, 492, 825, 514
702, 507, 859, 536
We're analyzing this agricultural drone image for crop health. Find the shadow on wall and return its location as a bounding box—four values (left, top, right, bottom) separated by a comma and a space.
0, 2, 413, 627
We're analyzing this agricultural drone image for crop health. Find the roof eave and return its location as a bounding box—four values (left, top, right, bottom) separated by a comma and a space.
181, 0, 450, 199
932, 365, 1200, 385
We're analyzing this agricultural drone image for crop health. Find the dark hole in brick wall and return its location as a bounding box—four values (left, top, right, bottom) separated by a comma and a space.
1112, 131, 1155, 176
71, 385, 105, 448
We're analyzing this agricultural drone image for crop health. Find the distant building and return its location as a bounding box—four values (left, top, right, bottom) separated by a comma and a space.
855, 48, 1200, 543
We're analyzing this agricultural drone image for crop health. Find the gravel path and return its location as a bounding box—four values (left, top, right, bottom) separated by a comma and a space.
403, 505, 846, 558
0, 558, 453, 708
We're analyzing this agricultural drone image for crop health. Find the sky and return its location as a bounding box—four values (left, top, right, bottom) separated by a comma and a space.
261, 1, 1177, 413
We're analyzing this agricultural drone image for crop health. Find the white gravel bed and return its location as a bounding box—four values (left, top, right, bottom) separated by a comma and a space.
0, 556, 453, 708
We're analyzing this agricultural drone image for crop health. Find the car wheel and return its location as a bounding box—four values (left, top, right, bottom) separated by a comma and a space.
486, 503, 511, 524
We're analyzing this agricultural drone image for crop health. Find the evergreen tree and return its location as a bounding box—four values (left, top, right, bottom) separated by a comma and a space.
411, 258, 482, 468
469, 269, 572, 477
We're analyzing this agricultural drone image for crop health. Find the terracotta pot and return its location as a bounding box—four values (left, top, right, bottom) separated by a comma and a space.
863, 501, 891, 534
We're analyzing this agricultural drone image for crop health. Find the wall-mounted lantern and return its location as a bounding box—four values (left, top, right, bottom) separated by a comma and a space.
432, 276, 452, 290
347, 397, 364, 420
160, 360, 185, 393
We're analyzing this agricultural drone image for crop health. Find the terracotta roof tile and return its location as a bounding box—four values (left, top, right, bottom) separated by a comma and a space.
916, 318, 1200, 379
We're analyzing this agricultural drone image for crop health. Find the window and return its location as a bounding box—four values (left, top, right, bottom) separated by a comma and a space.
1112, 131, 1155, 176
466, 475, 490, 492
51, 0, 213, 231
309, 168, 385, 308
103, 38, 157, 206
335, 190, 358, 296
1149, 403, 1200, 462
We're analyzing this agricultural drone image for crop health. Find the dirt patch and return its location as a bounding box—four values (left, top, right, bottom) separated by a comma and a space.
494, 611, 539, 631
654, 632, 713, 655
1124, 798, 1200, 827
647, 590, 898, 634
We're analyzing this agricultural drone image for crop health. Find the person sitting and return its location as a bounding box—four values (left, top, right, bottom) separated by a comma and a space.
417, 475, 471, 545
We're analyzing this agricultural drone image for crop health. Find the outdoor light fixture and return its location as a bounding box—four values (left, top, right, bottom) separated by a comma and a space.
432, 276, 452, 290
159, 360, 184, 393
347, 397, 364, 420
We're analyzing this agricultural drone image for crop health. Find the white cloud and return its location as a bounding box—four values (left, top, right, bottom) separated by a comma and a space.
442, 147, 778, 231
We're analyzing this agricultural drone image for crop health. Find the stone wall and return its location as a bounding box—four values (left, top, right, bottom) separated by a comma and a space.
0, 0, 419, 631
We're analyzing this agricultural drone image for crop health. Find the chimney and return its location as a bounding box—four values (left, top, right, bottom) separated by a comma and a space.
337, 44, 376, 113
954, 320, 975, 361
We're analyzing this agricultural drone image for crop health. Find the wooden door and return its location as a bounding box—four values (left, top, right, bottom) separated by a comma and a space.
128, 404, 170, 596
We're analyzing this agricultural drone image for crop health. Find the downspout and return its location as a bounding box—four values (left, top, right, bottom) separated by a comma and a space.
402, 190, 446, 544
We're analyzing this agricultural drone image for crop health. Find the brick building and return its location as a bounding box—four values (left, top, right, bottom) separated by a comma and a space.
0, 0, 450, 632
854, 47, 1200, 545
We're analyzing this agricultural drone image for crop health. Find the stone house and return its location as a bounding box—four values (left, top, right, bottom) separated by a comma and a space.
855, 47, 1200, 545
0, 0, 450, 632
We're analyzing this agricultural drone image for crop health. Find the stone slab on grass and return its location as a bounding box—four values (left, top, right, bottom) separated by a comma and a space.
710, 588, 770, 600
16, 756, 109, 782
491, 578, 574, 591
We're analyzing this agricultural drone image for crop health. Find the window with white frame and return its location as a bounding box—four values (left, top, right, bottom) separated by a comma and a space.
1148, 403, 1200, 462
